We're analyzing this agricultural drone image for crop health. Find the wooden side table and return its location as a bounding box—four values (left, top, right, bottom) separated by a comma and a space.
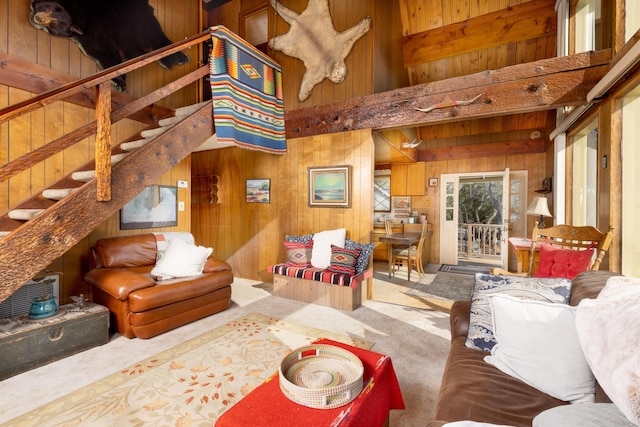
508, 237, 541, 274
0, 302, 109, 380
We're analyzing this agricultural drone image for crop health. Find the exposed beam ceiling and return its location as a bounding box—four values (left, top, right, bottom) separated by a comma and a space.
284, 50, 611, 139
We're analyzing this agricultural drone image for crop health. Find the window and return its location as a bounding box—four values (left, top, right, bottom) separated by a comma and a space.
621, 84, 640, 276
626, 0, 640, 42
572, 0, 601, 53
569, 118, 598, 226
373, 172, 391, 212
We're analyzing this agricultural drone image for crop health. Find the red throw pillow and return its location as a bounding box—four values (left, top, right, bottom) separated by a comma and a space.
283, 240, 314, 267
326, 245, 362, 275
534, 242, 594, 280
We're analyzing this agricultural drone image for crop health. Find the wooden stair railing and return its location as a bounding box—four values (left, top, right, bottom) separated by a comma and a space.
0, 103, 214, 303
0, 29, 216, 303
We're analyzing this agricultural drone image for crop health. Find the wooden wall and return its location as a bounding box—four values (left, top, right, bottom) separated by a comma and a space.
0, 0, 201, 302
192, 129, 374, 281
209, 0, 407, 111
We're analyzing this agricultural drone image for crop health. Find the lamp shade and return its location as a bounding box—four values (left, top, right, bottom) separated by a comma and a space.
525, 197, 552, 217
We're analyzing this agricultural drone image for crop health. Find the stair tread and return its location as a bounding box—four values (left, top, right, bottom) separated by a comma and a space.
8, 209, 45, 220
42, 188, 79, 200
140, 126, 169, 138
174, 101, 210, 117
71, 170, 96, 182
120, 139, 149, 151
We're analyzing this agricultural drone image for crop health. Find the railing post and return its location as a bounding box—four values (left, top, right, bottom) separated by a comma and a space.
95, 82, 112, 201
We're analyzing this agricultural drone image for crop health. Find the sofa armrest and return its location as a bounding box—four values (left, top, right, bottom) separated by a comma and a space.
85, 268, 155, 301
450, 299, 471, 341
203, 257, 232, 273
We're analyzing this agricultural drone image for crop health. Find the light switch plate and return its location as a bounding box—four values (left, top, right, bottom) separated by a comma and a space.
177, 180, 188, 188
178, 201, 185, 211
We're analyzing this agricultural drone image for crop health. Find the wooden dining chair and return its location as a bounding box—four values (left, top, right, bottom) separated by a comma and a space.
384, 219, 393, 235
491, 222, 614, 277
391, 221, 428, 278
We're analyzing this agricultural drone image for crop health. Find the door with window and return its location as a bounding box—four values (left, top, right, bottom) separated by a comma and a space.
439, 170, 511, 267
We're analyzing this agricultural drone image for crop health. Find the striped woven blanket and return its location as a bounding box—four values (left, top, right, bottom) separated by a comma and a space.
209, 26, 286, 154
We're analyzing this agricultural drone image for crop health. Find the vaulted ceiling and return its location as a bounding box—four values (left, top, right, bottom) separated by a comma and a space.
380, 0, 560, 165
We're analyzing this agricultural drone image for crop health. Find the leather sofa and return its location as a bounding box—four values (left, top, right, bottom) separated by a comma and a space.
85, 233, 233, 339
427, 270, 621, 427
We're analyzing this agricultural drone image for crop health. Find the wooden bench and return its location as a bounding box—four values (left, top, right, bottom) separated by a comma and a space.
268, 265, 372, 311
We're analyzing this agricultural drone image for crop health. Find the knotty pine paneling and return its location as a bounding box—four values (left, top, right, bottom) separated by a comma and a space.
0, 0, 200, 302
191, 129, 374, 282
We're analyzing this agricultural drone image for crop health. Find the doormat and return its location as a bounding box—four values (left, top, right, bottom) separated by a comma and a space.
438, 263, 492, 275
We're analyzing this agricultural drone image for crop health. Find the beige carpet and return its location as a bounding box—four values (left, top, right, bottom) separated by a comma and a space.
5, 313, 372, 426
0, 278, 452, 427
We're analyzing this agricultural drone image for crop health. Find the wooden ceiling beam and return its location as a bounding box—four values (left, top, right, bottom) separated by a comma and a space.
403, 0, 557, 67
418, 139, 545, 162
284, 50, 611, 139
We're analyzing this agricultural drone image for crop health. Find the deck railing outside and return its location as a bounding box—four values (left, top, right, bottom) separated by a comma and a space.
458, 223, 502, 261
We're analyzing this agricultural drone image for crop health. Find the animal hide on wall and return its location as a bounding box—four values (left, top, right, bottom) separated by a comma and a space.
29, 0, 190, 91
268, 0, 371, 102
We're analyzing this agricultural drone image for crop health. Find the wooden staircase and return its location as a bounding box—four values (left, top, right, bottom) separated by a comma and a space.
0, 31, 215, 303
0, 102, 214, 302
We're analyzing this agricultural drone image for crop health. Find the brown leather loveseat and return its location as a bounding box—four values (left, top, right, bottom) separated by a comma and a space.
427, 270, 622, 427
85, 233, 233, 339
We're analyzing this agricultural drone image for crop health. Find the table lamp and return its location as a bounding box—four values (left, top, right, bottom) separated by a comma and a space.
525, 196, 552, 228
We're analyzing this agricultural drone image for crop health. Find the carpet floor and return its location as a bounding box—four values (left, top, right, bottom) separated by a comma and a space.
438, 262, 493, 275
0, 278, 452, 427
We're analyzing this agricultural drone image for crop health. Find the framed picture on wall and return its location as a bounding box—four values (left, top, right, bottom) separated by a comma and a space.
308, 165, 351, 208
120, 185, 178, 230
246, 179, 270, 203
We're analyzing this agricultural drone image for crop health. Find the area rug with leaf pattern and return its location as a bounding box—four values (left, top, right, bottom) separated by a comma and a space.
5, 313, 372, 427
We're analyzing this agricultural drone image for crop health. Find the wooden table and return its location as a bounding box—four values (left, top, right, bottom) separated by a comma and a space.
378, 232, 420, 280
215, 338, 405, 427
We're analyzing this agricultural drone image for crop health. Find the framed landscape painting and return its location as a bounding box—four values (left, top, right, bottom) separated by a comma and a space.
120, 185, 178, 230
308, 165, 351, 208
246, 179, 270, 203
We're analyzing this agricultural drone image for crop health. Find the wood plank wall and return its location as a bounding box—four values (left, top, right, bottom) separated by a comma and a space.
0, 0, 200, 302
192, 129, 374, 282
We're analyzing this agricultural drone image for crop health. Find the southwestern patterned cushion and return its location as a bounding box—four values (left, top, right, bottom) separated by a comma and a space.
326, 245, 361, 275
283, 240, 314, 267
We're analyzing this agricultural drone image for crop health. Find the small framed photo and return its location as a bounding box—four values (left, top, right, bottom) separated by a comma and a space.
308, 165, 351, 208
429, 178, 439, 187
246, 179, 270, 203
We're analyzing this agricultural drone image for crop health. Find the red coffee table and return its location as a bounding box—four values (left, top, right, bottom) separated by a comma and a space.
215, 338, 405, 427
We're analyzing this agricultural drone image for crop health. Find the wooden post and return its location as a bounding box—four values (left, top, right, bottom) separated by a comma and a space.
95, 82, 112, 201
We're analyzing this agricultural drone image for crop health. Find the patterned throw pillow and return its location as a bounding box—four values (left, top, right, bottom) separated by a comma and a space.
285, 233, 314, 243
326, 245, 361, 275
345, 238, 374, 275
465, 273, 571, 352
534, 242, 594, 280
283, 240, 314, 267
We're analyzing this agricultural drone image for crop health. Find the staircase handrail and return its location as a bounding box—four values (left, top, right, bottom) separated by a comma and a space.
0, 29, 211, 124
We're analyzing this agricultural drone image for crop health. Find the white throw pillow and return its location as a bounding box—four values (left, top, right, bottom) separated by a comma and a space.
150, 238, 213, 280
576, 276, 640, 425
310, 228, 346, 269
484, 294, 595, 403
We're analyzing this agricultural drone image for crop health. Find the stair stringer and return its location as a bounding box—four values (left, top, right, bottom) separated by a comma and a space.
0, 103, 214, 303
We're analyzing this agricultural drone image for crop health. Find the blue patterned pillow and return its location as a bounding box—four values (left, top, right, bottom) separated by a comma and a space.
285, 234, 314, 243
465, 273, 571, 352
345, 238, 374, 275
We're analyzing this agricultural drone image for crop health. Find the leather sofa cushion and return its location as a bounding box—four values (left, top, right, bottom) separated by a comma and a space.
434, 336, 565, 426
96, 234, 158, 268
85, 268, 155, 300
128, 270, 233, 312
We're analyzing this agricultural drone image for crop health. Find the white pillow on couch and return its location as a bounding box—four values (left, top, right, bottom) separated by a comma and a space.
484, 294, 595, 403
310, 228, 346, 269
150, 238, 213, 280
